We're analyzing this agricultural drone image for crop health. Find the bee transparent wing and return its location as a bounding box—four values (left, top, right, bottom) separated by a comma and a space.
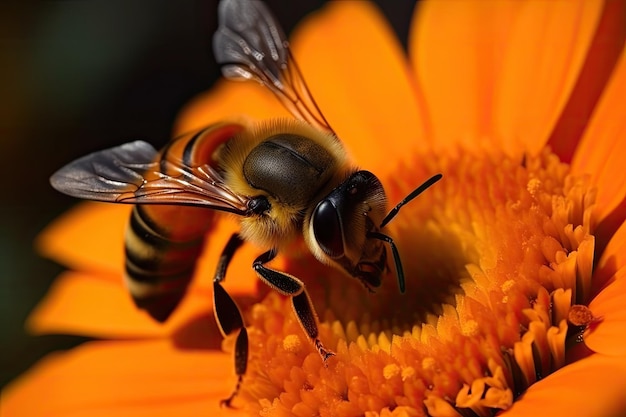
213, 0, 286, 84
213, 0, 333, 134
50, 141, 249, 215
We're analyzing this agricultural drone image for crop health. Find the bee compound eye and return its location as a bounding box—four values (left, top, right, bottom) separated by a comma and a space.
312, 200, 344, 258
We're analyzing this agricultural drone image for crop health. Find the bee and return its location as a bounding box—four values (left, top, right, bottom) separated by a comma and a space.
50, 0, 442, 406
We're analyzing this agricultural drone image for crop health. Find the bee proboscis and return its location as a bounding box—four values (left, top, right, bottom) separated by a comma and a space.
50, 0, 442, 406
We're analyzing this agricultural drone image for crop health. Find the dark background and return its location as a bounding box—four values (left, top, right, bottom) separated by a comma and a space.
0, 0, 417, 389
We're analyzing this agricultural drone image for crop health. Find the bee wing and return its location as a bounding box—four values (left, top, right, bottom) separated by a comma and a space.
213, 0, 334, 135
50, 141, 249, 215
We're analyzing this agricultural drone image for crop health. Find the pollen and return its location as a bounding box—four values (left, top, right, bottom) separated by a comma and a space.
228, 148, 597, 416
383, 364, 401, 380
460, 320, 479, 337
421, 357, 436, 372
283, 334, 303, 353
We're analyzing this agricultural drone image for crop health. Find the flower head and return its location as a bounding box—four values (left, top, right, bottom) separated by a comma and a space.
4, 1, 626, 416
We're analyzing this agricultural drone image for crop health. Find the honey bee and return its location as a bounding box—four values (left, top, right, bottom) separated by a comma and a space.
50, 0, 441, 406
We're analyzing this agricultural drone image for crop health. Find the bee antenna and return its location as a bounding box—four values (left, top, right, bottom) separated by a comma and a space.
380, 173, 442, 229
367, 231, 405, 293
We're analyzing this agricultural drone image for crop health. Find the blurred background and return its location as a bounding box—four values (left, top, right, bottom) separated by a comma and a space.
0, 0, 416, 389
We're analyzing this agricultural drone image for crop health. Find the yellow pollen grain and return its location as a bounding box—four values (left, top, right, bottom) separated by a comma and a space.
422, 357, 436, 371
461, 319, 479, 337
501, 280, 516, 304
501, 280, 515, 293
401, 366, 416, 381
527, 178, 541, 196
383, 364, 401, 380
283, 334, 302, 353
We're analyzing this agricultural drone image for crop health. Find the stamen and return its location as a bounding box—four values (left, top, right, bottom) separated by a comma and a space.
230, 148, 597, 415
568, 304, 596, 327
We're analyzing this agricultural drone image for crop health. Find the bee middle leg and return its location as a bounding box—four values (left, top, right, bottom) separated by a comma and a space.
212, 233, 248, 407
253, 250, 334, 361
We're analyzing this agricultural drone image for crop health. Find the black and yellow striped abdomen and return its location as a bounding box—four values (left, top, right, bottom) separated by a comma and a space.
124, 204, 215, 321
123, 122, 244, 322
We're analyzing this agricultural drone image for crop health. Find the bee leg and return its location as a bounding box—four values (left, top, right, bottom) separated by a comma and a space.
212, 234, 248, 408
253, 250, 335, 362
292, 291, 335, 361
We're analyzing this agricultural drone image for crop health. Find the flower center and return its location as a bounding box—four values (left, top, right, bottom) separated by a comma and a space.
227, 147, 596, 416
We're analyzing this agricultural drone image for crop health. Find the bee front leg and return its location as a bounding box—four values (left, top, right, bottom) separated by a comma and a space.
253, 250, 335, 361
212, 233, 247, 408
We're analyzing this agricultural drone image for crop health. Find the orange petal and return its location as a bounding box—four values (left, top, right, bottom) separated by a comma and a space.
36, 202, 129, 276
28, 231, 264, 339
287, 1, 428, 178
549, 0, 626, 163
26, 271, 212, 339
571, 49, 626, 224
594, 219, 626, 294
503, 353, 626, 416
190, 216, 266, 293
410, 0, 603, 156
179, 1, 427, 180
173, 79, 289, 136
34, 200, 262, 336
2, 340, 246, 417
585, 269, 626, 356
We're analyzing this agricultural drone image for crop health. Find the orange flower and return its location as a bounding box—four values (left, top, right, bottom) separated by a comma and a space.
3, 1, 626, 416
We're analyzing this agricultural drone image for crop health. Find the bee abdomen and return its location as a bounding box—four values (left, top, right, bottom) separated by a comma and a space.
125, 205, 211, 322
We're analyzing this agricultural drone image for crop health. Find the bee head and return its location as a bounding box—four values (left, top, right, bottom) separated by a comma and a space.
307, 170, 391, 291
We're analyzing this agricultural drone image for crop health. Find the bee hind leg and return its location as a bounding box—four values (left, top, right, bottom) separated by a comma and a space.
213, 282, 248, 408
212, 234, 248, 407
253, 250, 335, 362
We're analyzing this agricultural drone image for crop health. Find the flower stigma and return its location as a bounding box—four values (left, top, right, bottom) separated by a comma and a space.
224, 147, 597, 416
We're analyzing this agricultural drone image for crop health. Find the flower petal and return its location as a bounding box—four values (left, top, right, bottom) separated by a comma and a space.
2, 340, 246, 417
173, 79, 289, 135
503, 353, 626, 416
288, 1, 428, 177
585, 269, 626, 356
33, 200, 263, 337
26, 271, 213, 339
549, 0, 626, 163
176, 1, 423, 183
410, 0, 603, 155
190, 216, 263, 292
571, 48, 626, 224
594, 219, 626, 292
29, 224, 264, 339
36, 203, 129, 276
